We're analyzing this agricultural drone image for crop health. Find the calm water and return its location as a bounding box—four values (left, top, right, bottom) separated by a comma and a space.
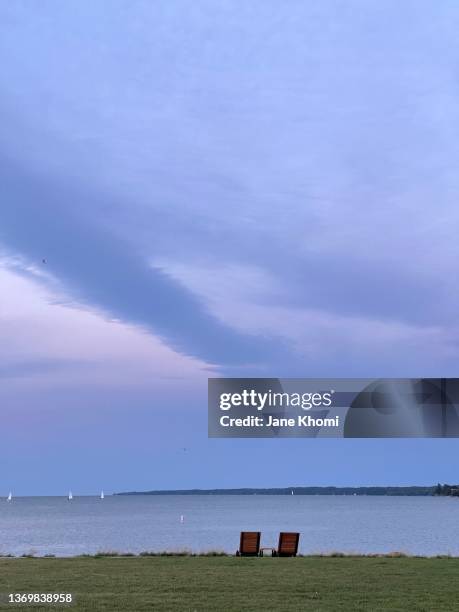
0, 495, 458, 557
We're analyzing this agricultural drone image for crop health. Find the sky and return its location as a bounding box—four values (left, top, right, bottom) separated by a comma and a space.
1, 1, 459, 494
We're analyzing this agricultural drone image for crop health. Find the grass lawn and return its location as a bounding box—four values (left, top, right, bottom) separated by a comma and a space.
0, 556, 458, 611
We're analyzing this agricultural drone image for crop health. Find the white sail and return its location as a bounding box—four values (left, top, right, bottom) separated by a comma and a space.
291, 490, 294, 495
100, 491, 104, 499
7, 492, 12, 502
68, 491, 73, 500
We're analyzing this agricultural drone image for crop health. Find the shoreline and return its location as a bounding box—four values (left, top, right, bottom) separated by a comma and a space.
2, 550, 459, 559
115, 485, 438, 496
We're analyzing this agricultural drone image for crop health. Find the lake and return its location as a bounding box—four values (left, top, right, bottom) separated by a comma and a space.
0, 495, 458, 557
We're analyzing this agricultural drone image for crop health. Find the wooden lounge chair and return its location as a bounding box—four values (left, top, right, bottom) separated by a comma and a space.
273, 532, 300, 557
236, 531, 261, 556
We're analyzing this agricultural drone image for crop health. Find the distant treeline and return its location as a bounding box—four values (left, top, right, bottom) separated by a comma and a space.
434, 484, 459, 497
116, 486, 438, 496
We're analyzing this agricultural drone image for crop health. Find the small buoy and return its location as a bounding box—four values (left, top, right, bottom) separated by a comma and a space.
180, 515, 184, 523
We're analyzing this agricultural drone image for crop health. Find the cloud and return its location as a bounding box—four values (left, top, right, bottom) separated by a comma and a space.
0, 265, 211, 389
0, 359, 88, 380
0, 158, 289, 368
150, 258, 459, 376
2, 0, 459, 373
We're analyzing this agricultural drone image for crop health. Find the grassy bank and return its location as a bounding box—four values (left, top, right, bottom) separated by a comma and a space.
1, 556, 459, 611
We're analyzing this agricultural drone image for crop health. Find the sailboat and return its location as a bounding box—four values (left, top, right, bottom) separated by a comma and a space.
291, 490, 294, 496
100, 491, 104, 500
68, 491, 73, 501
7, 492, 12, 502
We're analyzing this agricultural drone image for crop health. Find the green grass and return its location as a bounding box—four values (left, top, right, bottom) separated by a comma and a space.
1, 556, 459, 611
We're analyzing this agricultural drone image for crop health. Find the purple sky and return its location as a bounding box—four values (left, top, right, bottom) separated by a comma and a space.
1, 1, 459, 494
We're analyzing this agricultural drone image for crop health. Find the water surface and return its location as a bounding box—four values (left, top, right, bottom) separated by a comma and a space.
0, 495, 457, 557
